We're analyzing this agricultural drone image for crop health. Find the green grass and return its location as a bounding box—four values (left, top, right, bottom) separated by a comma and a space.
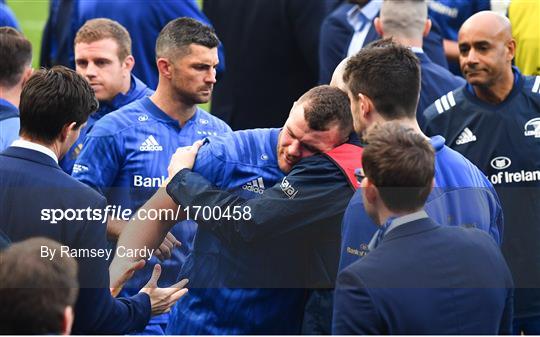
7, 0, 48, 69
7, 1, 205, 70
4, 0, 211, 111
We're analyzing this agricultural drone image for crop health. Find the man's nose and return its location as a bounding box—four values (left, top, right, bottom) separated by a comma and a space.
287, 140, 302, 157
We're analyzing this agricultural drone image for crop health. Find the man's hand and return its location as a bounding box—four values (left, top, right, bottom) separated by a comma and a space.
140, 264, 189, 316
110, 259, 146, 297
167, 140, 204, 181
154, 231, 181, 261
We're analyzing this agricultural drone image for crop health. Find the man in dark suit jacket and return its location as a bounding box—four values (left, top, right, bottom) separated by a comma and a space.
0, 67, 187, 334
332, 122, 514, 334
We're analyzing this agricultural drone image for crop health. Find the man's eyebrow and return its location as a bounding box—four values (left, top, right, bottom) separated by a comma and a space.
286, 126, 296, 138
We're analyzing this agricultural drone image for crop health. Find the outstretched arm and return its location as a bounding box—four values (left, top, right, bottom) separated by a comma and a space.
109, 187, 185, 288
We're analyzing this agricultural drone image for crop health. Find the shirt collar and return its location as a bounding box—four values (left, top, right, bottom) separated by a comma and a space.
346, 1, 381, 31
11, 139, 58, 163
367, 209, 428, 251
411, 46, 424, 54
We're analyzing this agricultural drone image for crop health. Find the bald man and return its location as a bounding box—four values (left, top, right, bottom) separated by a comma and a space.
373, 0, 464, 128
424, 11, 540, 334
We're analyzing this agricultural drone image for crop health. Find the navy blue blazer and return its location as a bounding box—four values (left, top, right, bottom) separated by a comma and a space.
318, 2, 448, 84
333, 217, 513, 335
0, 146, 151, 334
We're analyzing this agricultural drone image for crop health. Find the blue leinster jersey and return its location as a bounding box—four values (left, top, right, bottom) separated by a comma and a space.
339, 135, 503, 271
60, 75, 153, 174
72, 96, 231, 325
424, 68, 540, 318
166, 128, 307, 334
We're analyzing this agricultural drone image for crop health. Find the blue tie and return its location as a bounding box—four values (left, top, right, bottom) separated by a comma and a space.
373, 217, 396, 249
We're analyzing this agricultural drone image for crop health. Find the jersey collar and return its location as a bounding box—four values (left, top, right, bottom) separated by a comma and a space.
464, 66, 522, 110
140, 96, 202, 125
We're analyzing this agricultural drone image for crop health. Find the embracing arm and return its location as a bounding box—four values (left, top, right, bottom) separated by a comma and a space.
166, 155, 353, 243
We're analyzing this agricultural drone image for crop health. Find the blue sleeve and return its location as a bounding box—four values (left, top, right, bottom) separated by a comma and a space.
168, 155, 353, 242
72, 133, 123, 196
339, 190, 378, 271
0, 117, 20, 152
332, 267, 382, 335
191, 139, 228, 187
0, 4, 20, 30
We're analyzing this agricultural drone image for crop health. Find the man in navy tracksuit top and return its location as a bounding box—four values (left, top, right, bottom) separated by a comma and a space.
60, 19, 153, 174
110, 85, 363, 334
335, 40, 503, 325
423, 12, 540, 334
72, 18, 231, 335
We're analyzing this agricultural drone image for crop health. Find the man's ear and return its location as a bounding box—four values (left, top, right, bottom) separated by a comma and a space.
423, 19, 432, 37
358, 93, 372, 120
61, 306, 74, 335
60, 122, 78, 142
20, 67, 33, 87
506, 39, 516, 62
156, 58, 172, 79
123, 55, 135, 72
374, 17, 384, 36
363, 177, 379, 206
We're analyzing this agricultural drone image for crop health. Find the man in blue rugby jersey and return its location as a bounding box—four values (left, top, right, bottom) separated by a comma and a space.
110, 85, 361, 334
73, 18, 231, 335
424, 11, 540, 334
60, 19, 153, 174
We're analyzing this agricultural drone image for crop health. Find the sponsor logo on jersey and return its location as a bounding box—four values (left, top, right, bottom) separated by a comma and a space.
280, 177, 298, 199
455, 127, 477, 145
138, 114, 149, 122
196, 130, 218, 136
488, 156, 540, 185
242, 177, 265, 194
260, 154, 269, 161
524, 117, 540, 138
347, 243, 369, 257
139, 135, 163, 151
133, 175, 166, 188
490, 156, 511, 170
72, 164, 89, 174
199, 118, 209, 125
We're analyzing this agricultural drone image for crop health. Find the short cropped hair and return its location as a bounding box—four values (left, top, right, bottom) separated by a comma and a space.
75, 18, 132, 60
362, 121, 434, 212
19, 66, 98, 144
155, 17, 220, 59
380, 0, 428, 41
0, 27, 32, 88
0, 238, 78, 334
297, 85, 353, 139
344, 38, 421, 119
